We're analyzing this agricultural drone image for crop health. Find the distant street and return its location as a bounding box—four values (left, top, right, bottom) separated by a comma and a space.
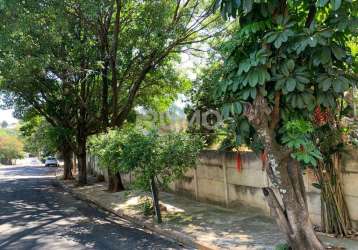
0, 165, 186, 250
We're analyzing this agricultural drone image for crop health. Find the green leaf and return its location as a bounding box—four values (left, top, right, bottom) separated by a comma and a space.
312, 183, 321, 189
242, 74, 250, 87
319, 47, 331, 65
310, 157, 317, 166
232, 80, 240, 92
333, 78, 343, 93
296, 82, 305, 91
287, 59, 295, 71
242, 89, 250, 100
248, 70, 259, 87
233, 102, 242, 114
265, 32, 278, 43
321, 78, 332, 91
281, 63, 290, 77
339, 76, 350, 91
286, 78, 296, 92
250, 87, 257, 99
331, 46, 345, 60
274, 34, 283, 48
295, 39, 308, 54
330, 0, 342, 10
235, 0, 241, 6
291, 94, 298, 107
319, 30, 333, 38
296, 95, 304, 109
263, 70, 271, 82
243, 0, 253, 14
239, 120, 250, 132
238, 59, 251, 74
302, 92, 315, 108
257, 68, 265, 85
295, 75, 310, 84
222, 104, 231, 119
317, 0, 329, 7
275, 78, 285, 91
308, 36, 318, 47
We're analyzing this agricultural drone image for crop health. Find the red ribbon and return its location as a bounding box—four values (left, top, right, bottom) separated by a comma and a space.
236, 152, 242, 172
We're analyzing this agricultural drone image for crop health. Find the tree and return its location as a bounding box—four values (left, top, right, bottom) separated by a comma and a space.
210, 0, 357, 249
90, 128, 204, 222
119, 130, 204, 223
0, 0, 218, 186
1, 121, 8, 129
0, 134, 24, 165
89, 128, 130, 192
20, 115, 75, 179
185, 62, 224, 146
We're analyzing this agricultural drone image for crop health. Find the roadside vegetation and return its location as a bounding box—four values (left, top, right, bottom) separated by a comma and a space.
0, 126, 24, 165
90, 128, 203, 223
0, 0, 357, 249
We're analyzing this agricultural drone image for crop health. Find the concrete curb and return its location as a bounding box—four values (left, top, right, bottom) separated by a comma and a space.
56, 179, 219, 250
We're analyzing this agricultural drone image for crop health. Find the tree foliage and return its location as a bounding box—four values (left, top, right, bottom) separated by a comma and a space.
90, 128, 204, 222
20, 116, 70, 158
214, 0, 356, 143
120, 130, 204, 188
0, 134, 24, 164
209, 0, 357, 248
0, 0, 217, 184
90, 129, 204, 189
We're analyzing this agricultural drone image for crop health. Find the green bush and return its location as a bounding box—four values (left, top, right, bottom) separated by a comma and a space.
275, 243, 290, 250
90, 127, 204, 222
89, 126, 134, 174
120, 129, 204, 190
89, 128, 204, 221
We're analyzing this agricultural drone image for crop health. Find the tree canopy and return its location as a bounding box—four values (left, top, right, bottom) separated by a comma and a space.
0, 133, 24, 165
207, 0, 357, 249
0, 0, 219, 184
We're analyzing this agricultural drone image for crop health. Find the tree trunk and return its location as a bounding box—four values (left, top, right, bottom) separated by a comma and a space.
244, 96, 325, 250
107, 168, 125, 192
62, 144, 73, 180
150, 176, 162, 223
77, 135, 87, 186
263, 158, 324, 250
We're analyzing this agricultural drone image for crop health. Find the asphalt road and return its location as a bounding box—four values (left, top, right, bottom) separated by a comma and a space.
0, 165, 187, 250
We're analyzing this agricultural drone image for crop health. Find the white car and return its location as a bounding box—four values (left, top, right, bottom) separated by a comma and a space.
45, 157, 59, 167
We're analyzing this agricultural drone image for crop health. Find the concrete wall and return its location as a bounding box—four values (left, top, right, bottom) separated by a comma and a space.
87, 148, 358, 229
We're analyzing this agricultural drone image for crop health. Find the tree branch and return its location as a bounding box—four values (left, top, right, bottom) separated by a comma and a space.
270, 92, 281, 130
305, 1, 316, 28
111, 0, 122, 119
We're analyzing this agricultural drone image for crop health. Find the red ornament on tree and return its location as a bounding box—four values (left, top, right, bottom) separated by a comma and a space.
313, 106, 330, 126
236, 152, 242, 173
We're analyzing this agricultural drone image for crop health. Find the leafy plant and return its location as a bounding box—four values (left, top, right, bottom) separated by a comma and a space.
281, 120, 322, 166
141, 197, 154, 216
275, 243, 291, 250
0, 134, 24, 164
209, 0, 357, 247
120, 129, 204, 223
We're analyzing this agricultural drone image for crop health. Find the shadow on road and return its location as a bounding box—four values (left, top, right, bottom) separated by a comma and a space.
0, 166, 184, 250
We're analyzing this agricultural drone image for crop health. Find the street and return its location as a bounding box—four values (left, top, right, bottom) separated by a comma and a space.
0, 165, 186, 250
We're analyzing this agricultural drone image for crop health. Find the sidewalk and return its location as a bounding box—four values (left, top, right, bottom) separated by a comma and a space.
57, 177, 358, 250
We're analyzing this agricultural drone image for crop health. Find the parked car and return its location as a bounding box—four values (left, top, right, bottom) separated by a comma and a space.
45, 156, 59, 167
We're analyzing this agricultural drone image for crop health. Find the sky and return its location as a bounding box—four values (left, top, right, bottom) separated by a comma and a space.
0, 109, 18, 124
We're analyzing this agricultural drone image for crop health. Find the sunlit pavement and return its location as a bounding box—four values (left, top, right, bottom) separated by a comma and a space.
0, 165, 186, 250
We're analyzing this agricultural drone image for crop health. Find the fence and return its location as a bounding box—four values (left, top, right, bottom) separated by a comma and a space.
87, 148, 358, 230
